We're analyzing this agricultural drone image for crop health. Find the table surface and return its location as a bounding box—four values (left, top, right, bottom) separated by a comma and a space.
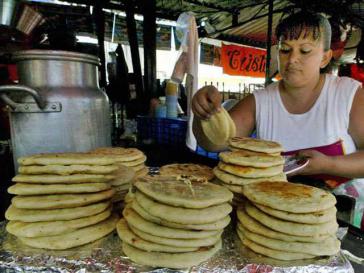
341, 229, 364, 272
0, 220, 361, 273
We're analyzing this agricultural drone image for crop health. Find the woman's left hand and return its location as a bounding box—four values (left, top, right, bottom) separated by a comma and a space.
292, 149, 333, 175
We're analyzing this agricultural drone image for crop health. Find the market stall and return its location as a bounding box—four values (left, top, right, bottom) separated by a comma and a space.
0, 0, 364, 272
0, 145, 362, 272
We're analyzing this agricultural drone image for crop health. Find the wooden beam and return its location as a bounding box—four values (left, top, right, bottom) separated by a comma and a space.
58, 0, 178, 20
236, 1, 270, 11
232, 10, 239, 26
265, 0, 274, 86
125, 0, 144, 100
216, 33, 266, 49
208, 6, 290, 37
182, 0, 232, 13
59, 0, 122, 10
94, 2, 107, 88
141, 0, 157, 99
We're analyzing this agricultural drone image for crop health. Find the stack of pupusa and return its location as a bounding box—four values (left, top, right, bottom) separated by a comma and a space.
159, 163, 215, 182
5, 153, 119, 250
117, 175, 233, 269
90, 147, 148, 176
213, 137, 286, 207
237, 181, 340, 260
108, 165, 136, 204
89, 147, 148, 204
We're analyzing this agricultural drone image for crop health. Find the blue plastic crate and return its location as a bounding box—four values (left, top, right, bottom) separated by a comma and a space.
195, 145, 219, 160
137, 116, 187, 146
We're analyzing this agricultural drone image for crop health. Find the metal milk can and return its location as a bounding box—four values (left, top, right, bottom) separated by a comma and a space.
0, 50, 111, 170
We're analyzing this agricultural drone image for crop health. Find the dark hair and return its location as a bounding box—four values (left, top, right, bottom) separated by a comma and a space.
276, 11, 332, 51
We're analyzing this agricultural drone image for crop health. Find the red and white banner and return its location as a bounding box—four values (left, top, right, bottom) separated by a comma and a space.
221, 43, 266, 78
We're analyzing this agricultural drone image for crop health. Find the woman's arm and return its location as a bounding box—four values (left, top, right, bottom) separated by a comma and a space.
229, 94, 256, 137
297, 87, 364, 178
191, 85, 227, 151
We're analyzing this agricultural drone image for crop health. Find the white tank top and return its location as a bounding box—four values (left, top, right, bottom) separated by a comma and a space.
254, 74, 361, 153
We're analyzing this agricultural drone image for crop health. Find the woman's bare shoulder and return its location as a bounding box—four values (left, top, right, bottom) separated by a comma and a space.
229, 94, 255, 114
349, 86, 364, 148
228, 94, 256, 137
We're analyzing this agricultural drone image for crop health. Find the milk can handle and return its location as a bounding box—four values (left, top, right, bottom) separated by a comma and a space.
0, 84, 46, 109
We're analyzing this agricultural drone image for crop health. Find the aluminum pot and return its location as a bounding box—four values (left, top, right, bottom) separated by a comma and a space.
0, 50, 111, 170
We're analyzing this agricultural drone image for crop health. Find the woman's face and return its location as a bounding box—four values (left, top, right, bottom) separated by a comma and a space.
277, 32, 332, 88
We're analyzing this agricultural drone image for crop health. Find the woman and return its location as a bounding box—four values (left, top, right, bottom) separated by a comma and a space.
192, 11, 364, 228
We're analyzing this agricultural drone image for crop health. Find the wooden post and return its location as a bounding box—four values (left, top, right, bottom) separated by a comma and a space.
125, 0, 144, 100
265, 0, 273, 86
94, 2, 107, 88
141, 0, 157, 99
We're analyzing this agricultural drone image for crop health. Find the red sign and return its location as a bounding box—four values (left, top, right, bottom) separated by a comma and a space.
221, 43, 266, 78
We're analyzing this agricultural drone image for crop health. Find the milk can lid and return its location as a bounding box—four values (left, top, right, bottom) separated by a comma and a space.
12, 50, 100, 66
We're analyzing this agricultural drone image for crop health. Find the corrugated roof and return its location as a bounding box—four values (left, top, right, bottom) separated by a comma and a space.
24, 0, 364, 49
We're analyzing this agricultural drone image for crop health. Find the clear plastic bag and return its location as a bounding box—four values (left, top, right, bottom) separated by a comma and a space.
175, 12, 195, 51
333, 178, 364, 229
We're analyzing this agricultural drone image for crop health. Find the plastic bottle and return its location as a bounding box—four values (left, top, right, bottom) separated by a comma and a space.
155, 96, 167, 118
165, 80, 178, 118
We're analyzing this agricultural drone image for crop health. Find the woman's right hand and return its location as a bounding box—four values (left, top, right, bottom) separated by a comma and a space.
192, 85, 222, 119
